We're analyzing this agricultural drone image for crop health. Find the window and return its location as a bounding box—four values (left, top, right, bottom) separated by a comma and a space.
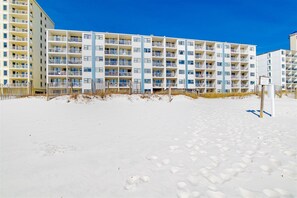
250, 55, 255, 60
3, 61, 7, 66
95, 67, 103, 73
84, 78, 92, 83
144, 48, 151, 53
188, 80, 194, 84
179, 79, 185, 84
188, 70, 194, 75
144, 79, 151, 84
217, 62, 222, 66
217, 53, 222, 57
217, 80, 222, 85
3, 33, 7, 39
134, 58, 141, 63
217, 44, 222, 48
134, 68, 141, 73
3, 52, 7, 57
84, 67, 92, 72
250, 64, 255, 68
225, 54, 230, 58
225, 45, 230, 49
96, 35, 103, 40
96, 56, 103, 62
3, 42, 7, 48
178, 41, 184, 45
84, 45, 91, 50
187, 41, 193, 46
3, 70, 7, 76
144, 38, 151, 43
179, 50, 185, 55
217, 71, 222, 75
250, 72, 255, 77
3, 14, 7, 20
96, 78, 103, 83
84, 34, 91, 39
3, 5, 7, 10
133, 37, 141, 42
133, 47, 141, 53
96, 45, 103, 51
3, 24, 7, 29
188, 60, 194, 65
179, 60, 185, 64
144, 58, 151, 63
250, 47, 254, 51
4, 80, 7, 85
144, 69, 151, 73
179, 70, 185, 74
188, 51, 193, 56
84, 56, 91, 61
225, 71, 230, 76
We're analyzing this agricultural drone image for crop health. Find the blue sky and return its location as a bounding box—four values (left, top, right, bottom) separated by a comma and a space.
38, 0, 297, 54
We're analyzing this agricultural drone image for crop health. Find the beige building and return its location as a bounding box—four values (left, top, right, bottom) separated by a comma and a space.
0, 0, 54, 94
290, 31, 297, 51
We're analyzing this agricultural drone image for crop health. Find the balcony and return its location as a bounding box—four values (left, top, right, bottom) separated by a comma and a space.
153, 73, 163, 77
119, 72, 132, 77
205, 75, 215, 78
11, 0, 28, 6
195, 64, 205, 69
49, 36, 67, 42
10, 55, 27, 60
153, 83, 163, 87
206, 65, 215, 69
48, 59, 67, 64
105, 50, 118, 55
231, 66, 240, 70
11, 46, 27, 51
241, 76, 249, 80
166, 43, 176, 48
152, 42, 163, 47
232, 84, 240, 88
11, 73, 31, 78
153, 62, 164, 67
68, 60, 82, 64
11, 9, 28, 15
231, 58, 239, 61
119, 82, 129, 87
231, 49, 239, 53
68, 71, 82, 76
10, 27, 27, 33
48, 70, 67, 76
241, 84, 249, 88
195, 55, 204, 59
68, 37, 82, 42
240, 50, 248, 54
11, 64, 29, 69
166, 73, 176, 77
105, 39, 118, 45
166, 63, 177, 67
69, 49, 82, 54
195, 45, 204, 50
206, 56, 215, 60
48, 82, 68, 88
119, 40, 131, 45
166, 53, 176, 58
206, 46, 214, 51
105, 61, 118, 66
105, 82, 118, 88
241, 67, 249, 71
206, 84, 215, 88
11, 37, 27, 42
241, 58, 248, 62
119, 61, 132, 66
8, 83, 28, 88
49, 48, 66, 53
195, 74, 204, 78
196, 83, 205, 87
119, 50, 132, 56
105, 72, 118, 76
231, 75, 240, 79
10, 18, 27, 24
153, 52, 163, 57
166, 83, 177, 87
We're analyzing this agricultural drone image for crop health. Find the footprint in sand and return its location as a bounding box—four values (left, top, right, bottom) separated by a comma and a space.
124, 175, 150, 190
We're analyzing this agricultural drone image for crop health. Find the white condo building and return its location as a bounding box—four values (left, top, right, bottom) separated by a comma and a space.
46, 29, 257, 94
0, 0, 54, 94
257, 33, 297, 92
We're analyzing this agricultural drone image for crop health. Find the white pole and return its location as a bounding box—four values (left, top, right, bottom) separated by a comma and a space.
268, 84, 275, 117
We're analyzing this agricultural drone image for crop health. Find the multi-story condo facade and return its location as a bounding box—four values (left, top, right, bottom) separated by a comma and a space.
290, 31, 297, 51
46, 29, 257, 94
0, 0, 54, 94
257, 49, 297, 91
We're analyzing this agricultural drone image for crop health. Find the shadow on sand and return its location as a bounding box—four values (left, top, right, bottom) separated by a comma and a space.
246, 110, 272, 118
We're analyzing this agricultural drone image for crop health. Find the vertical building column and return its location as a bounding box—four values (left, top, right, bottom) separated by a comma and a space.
185, 40, 188, 89
222, 42, 226, 93
91, 32, 96, 93
27, 0, 30, 94
141, 36, 144, 93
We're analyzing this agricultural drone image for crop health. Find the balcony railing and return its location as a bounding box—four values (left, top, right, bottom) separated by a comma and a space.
206, 56, 214, 60
195, 74, 204, 78
240, 50, 248, 54
48, 71, 67, 76
195, 64, 205, 69
206, 65, 215, 69
153, 83, 163, 87
119, 72, 132, 76
48, 82, 69, 88
206, 84, 215, 88
11, 18, 27, 23
166, 83, 177, 87
11, 9, 28, 15
11, 37, 27, 42
152, 42, 163, 47
69, 49, 82, 53
68, 38, 82, 42
241, 84, 249, 88
241, 58, 248, 62
11, 55, 27, 60
48, 60, 67, 64
166, 53, 176, 58
68, 60, 82, 64
166, 73, 176, 77
49, 37, 67, 42
119, 51, 132, 56
11, 46, 27, 50
231, 75, 240, 79
231, 58, 239, 61
49, 48, 66, 53
119, 40, 131, 45
195, 45, 203, 50
68, 71, 82, 76
119, 61, 132, 66
11, 64, 29, 69
11, 28, 27, 32
153, 73, 163, 77
232, 84, 240, 88
11, 0, 28, 6
119, 82, 129, 87
241, 67, 249, 71
206, 46, 214, 51
166, 63, 177, 67
11, 74, 32, 78
153, 63, 164, 67
153, 52, 163, 57
231, 49, 239, 53
105, 61, 118, 66
231, 66, 239, 70
196, 83, 205, 87
195, 55, 204, 59
105, 72, 118, 76
166, 43, 176, 48
105, 50, 118, 55
7, 83, 28, 87
206, 75, 215, 78
105, 39, 118, 44
241, 76, 249, 80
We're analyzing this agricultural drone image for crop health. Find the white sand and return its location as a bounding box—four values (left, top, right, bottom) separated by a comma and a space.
0, 95, 296, 198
